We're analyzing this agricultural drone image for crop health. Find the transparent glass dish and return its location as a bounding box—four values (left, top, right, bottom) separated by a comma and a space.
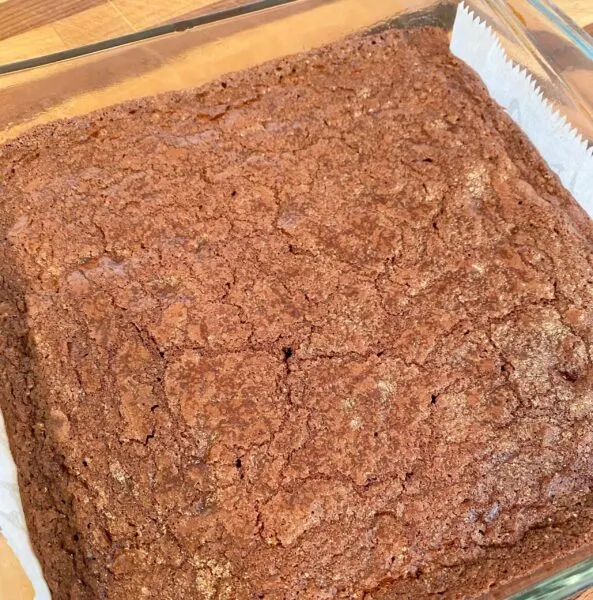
0, 1, 592, 599
0, 0, 591, 145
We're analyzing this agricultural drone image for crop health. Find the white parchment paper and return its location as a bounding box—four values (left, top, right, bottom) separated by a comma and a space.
450, 1, 593, 215
0, 411, 50, 598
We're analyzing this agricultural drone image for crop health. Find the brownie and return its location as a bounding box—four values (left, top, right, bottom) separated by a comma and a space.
2, 26, 593, 600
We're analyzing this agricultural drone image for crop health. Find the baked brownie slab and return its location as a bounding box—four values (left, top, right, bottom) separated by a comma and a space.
2, 26, 593, 599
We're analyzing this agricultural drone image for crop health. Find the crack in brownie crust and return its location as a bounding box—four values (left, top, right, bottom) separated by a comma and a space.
2, 27, 593, 600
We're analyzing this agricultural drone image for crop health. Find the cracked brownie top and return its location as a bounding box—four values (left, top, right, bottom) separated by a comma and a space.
1, 26, 593, 600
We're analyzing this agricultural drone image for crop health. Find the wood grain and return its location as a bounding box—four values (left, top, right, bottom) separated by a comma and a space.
0, 1, 591, 598
0, 0, 105, 41
0, 536, 33, 600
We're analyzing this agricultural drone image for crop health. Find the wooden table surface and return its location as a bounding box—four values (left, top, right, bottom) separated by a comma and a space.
0, 0, 591, 598
0, 0, 587, 67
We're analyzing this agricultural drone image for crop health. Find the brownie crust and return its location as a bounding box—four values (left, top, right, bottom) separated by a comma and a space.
2, 27, 593, 599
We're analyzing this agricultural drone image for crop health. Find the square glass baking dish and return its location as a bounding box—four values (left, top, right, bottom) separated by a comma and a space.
0, 1, 592, 599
